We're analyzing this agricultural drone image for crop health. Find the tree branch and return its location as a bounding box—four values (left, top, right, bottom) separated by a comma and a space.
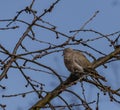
92, 48, 120, 69
29, 47, 120, 110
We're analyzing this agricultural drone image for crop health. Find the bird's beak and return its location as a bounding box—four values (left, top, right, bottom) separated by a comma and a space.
62, 51, 65, 56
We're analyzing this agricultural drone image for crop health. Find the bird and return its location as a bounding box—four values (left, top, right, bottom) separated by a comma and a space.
63, 48, 106, 82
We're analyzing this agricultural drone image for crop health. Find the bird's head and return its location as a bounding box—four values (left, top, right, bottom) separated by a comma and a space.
63, 48, 73, 56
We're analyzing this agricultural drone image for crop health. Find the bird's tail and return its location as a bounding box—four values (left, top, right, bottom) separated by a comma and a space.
84, 68, 107, 82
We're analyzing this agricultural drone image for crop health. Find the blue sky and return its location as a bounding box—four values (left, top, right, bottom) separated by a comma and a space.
0, 0, 120, 110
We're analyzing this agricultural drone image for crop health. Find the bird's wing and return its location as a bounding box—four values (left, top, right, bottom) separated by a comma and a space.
73, 50, 107, 82
74, 51, 91, 67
